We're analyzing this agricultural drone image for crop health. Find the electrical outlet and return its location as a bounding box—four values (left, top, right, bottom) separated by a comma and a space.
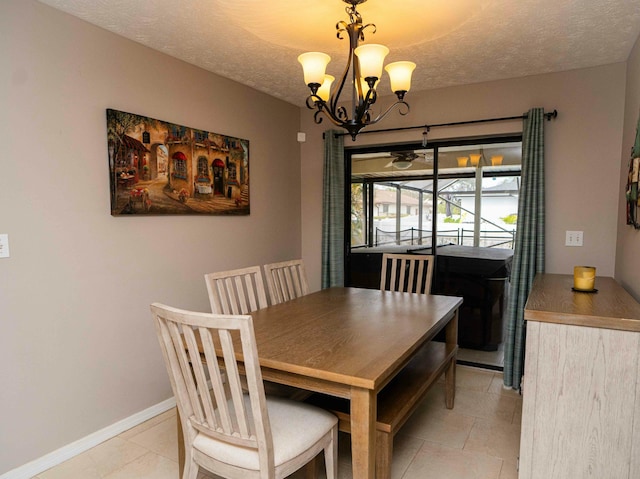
0, 234, 9, 258
565, 230, 583, 247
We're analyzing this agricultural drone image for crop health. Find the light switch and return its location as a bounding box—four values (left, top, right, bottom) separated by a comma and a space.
565, 230, 583, 247
0, 234, 9, 258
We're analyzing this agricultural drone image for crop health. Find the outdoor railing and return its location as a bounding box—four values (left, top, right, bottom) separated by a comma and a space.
374, 227, 515, 249
374, 227, 431, 247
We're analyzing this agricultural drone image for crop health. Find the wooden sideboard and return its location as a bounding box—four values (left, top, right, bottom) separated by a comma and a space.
519, 274, 640, 479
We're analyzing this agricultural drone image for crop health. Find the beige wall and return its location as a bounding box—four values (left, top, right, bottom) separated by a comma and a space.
301, 64, 627, 292
0, 0, 301, 473
2, 0, 637, 474
616, 34, 640, 300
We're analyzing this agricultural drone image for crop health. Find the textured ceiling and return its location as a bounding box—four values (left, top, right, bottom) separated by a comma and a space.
36, 0, 640, 106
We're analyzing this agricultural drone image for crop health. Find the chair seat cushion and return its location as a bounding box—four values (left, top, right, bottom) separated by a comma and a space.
193, 395, 337, 470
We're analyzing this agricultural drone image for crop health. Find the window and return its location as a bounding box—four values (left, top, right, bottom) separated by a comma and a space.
228, 162, 237, 181
351, 183, 366, 246
194, 130, 208, 143
170, 125, 187, 139
172, 152, 187, 179
349, 137, 521, 251
197, 156, 209, 179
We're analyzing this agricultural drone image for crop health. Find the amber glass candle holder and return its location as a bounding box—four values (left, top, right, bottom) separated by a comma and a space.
573, 266, 596, 291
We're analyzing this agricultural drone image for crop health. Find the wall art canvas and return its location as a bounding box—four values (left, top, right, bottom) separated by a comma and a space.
107, 109, 249, 216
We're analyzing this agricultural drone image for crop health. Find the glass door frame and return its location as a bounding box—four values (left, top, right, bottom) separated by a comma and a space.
343, 134, 522, 285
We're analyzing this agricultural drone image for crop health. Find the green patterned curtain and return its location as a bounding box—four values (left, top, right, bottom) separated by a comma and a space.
634, 111, 640, 157
503, 108, 546, 390
625, 112, 640, 228
322, 130, 345, 288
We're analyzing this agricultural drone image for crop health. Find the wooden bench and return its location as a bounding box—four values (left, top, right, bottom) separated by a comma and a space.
305, 340, 457, 479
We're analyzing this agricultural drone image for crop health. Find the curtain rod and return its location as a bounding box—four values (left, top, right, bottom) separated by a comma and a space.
328, 109, 558, 139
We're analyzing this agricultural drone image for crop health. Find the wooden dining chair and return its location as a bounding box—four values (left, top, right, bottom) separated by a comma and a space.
263, 259, 310, 305
205, 266, 269, 314
151, 303, 338, 479
205, 266, 308, 399
380, 253, 435, 294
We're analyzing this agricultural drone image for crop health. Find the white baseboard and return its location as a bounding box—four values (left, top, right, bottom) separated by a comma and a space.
0, 397, 176, 479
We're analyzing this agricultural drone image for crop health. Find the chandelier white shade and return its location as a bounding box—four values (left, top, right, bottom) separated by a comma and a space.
316, 75, 335, 102
353, 44, 389, 80
298, 0, 416, 140
385, 61, 417, 96
298, 52, 331, 85
491, 155, 504, 165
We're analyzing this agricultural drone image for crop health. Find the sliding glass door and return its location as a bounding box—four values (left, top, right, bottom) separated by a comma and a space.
348, 137, 522, 252
346, 136, 522, 368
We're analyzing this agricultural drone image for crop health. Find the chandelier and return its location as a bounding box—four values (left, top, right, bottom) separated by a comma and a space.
456, 150, 504, 167
298, 0, 416, 141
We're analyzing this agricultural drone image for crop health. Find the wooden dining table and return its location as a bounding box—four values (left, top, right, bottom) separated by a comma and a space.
177, 286, 462, 479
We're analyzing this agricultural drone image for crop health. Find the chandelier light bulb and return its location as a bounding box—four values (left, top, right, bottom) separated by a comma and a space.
469, 153, 481, 166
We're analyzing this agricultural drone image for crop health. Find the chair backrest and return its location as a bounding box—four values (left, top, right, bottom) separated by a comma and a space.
380, 253, 435, 294
263, 259, 310, 305
151, 303, 275, 472
205, 266, 269, 314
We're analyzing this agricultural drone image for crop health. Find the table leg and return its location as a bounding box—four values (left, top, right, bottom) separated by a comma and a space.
350, 387, 376, 479
445, 309, 459, 409
375, 430, 393, 479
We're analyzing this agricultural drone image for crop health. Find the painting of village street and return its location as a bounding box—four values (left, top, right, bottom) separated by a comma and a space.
107, 109, 249, 216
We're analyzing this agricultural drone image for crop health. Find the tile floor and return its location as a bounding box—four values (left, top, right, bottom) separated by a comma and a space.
457, 345, 505, 369
33, 365, 522, 479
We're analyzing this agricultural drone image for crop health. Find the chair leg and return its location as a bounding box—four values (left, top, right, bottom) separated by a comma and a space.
182, 443, 199, 479
324, 426, 338, 479
177, 413, 185, 478
303, 455, 318, 479
184, 459, 199, 479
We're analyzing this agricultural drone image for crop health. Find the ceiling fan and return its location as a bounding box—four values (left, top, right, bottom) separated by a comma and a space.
384, 150, 433, 170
